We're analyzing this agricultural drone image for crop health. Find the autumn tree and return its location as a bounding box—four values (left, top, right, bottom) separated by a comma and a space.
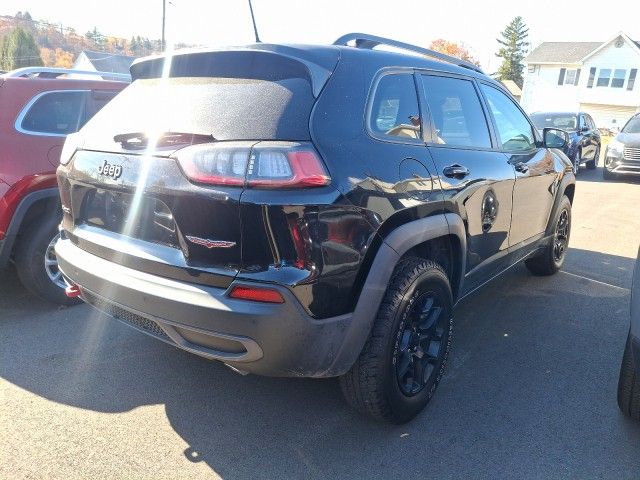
428, 39, 480, 66
41, 47, 74, 68
0, 27, 43, 70
495, 16, 529, 87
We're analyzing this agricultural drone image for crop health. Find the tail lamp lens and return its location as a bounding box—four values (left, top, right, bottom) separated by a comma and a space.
174, 142, 329, 188
229, 285, 285, 304
176, 143, 249, 185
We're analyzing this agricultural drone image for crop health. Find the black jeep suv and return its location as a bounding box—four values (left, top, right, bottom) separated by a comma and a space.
55, 34, 575, 423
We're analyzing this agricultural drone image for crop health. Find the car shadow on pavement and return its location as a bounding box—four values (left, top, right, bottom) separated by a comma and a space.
2, 250, 640, 478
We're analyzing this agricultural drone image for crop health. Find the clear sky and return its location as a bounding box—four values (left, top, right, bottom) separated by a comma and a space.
2, 0, 639, 72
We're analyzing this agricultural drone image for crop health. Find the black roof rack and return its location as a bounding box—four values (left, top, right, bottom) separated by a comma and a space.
333, 33, 484, 74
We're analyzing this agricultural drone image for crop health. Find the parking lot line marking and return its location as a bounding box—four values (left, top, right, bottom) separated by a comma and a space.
560, 270, 630, 292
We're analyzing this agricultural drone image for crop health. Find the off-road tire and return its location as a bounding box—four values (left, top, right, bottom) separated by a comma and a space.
617, 333, 640, 421
14, 214, 79, 306
339, 257, 453, 424
525, 195, 571, 276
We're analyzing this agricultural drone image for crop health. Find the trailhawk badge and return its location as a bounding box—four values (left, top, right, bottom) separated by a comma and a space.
185, 235, 236, 249
97, 160, 123, 180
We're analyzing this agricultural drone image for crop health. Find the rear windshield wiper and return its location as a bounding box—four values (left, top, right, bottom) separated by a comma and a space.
113, 132, 215, 150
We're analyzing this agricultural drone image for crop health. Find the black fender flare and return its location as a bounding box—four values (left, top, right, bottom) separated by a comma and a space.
0, 187, 60, 268
545, 173, 575, 237
321, 212, 466, 377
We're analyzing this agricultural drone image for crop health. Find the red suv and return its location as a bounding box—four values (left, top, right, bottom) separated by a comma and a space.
0, 67, 127, 304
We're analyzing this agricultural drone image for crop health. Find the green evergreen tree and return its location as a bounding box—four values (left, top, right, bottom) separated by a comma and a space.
0, 27, 43, 70
495, 16, 529, 87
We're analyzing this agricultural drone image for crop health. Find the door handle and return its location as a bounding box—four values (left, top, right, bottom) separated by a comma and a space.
514, 162, 529, 173
442, 164, 470, 179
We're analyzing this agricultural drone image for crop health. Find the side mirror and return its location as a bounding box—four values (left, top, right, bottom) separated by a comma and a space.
543, 128, 568, 149
580, 125, 590, 133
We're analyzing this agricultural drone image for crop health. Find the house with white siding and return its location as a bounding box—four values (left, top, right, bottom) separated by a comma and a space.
521, 33, 640, 130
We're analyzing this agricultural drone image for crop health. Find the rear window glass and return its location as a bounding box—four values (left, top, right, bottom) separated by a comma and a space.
83, 76, 314, 141
83, 51, 321, 141
20, 91, 86, 135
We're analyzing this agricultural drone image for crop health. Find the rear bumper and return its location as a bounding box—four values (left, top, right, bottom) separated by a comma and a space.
55, 237, 354, 377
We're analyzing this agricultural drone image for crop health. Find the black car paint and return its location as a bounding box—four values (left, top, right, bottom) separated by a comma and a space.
55, 43, 575, 375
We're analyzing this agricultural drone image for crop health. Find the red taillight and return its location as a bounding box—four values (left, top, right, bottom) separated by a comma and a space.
229, 285, 285, 304
176, 143, 249, 186
174, 142, 330, 189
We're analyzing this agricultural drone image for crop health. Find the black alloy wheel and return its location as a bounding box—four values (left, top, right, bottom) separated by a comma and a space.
525, 195, 572, 276
395, 292, 448, 396
553, 209, 570, 263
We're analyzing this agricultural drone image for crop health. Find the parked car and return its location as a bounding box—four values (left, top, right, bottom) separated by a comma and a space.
603, 113, 640, 179
529, 111, 601, 174
618, 247, 640, 420
55, 34, 575, 423
0, 67, 128, 305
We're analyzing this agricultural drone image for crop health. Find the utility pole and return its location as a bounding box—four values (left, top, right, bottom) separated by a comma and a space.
161, 0, 166, 51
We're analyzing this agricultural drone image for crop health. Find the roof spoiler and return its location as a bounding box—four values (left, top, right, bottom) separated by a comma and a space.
3, 67, 131, 82
334, 33, 484, 74
130, 47, 336, 97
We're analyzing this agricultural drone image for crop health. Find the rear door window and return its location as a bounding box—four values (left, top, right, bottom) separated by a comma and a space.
420, 75, 491, 149
369, 73, 421, 141
19, 90, 87, 135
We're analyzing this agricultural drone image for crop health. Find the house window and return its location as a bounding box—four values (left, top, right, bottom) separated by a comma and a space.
629, 69, 638, 91
565, 69, 576, 85
587, 67, 597, 88
597, 69, 612, 87
611, 69, 626, 88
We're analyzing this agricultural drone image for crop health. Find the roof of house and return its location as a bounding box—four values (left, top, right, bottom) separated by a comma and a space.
526, 32, 640, 64
500, 79, 522, 96
525, 42, 603, 64
78, 50, 136, 74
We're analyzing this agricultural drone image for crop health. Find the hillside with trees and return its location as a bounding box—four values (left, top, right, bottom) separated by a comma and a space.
0, 11, 181, 70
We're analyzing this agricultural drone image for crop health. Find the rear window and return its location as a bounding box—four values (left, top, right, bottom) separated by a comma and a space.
19, 90, 86, 135
84, 51, 318, 141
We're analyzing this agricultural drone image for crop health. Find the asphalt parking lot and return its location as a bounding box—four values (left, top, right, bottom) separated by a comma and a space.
2, 166, 640, 480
